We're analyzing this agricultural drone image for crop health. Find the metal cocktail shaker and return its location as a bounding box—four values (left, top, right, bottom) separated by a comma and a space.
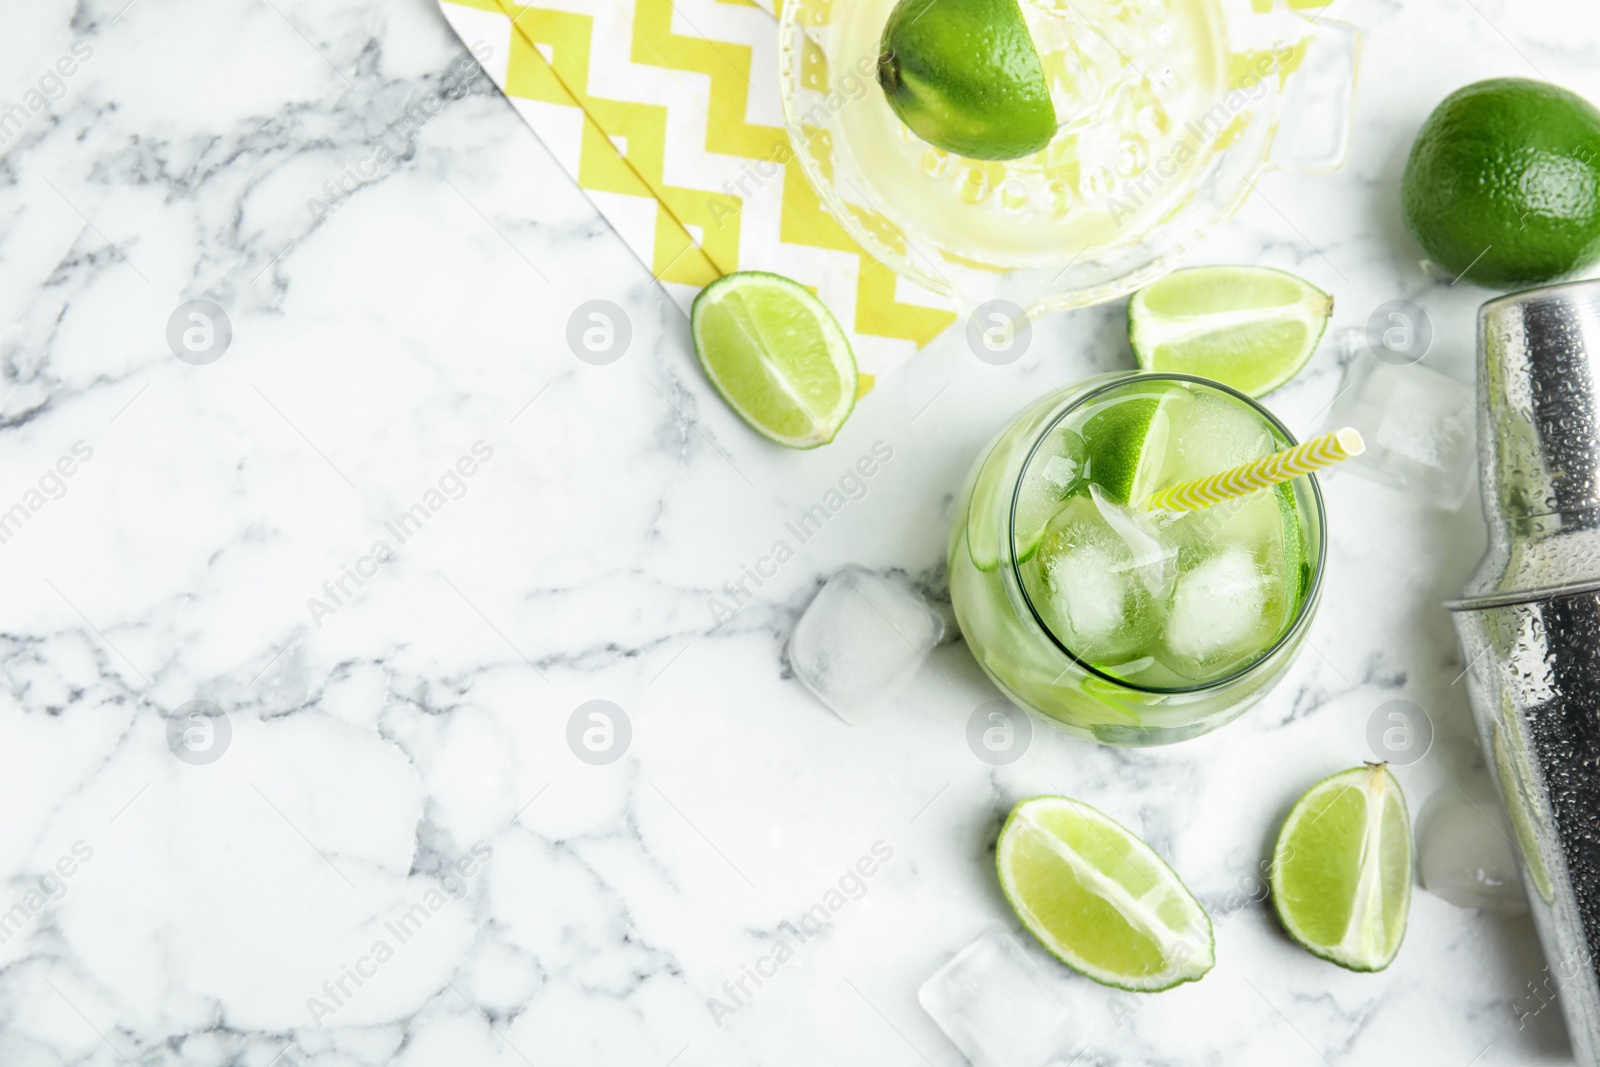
1447, 278, 1600, 1063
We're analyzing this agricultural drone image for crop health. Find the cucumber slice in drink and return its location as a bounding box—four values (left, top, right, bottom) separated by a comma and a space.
997, 796, 1214, 992
1015, 429, 1088, 563
966, 450, 1010, 574
1274, 482, 1309, 602
968, 420, 1087, 574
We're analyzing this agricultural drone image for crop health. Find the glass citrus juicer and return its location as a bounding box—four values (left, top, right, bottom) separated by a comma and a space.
777, 0, 1359, 318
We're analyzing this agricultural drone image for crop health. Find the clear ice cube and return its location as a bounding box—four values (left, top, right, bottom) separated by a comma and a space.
1161, 388, 1274, 485
1417, 777, 1528, 914
1035, 497, 1162, 663
786, 565, 945, 723
1325, 332, 1478, 509
919, 926, 1080, 1067
1090, 485, 1177, 599
1164, 546, 1274, 675
1040, 454, 1082, 494
1048, 544, 1129, 644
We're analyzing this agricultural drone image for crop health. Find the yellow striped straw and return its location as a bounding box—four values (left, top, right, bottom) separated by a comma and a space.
1144, 428, 1365, 514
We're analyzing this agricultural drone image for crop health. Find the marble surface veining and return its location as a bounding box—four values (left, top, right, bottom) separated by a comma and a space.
0, 0, 1596, 1064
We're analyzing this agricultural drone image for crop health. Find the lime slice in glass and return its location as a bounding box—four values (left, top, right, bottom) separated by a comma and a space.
1080, 392, 1171, 506
1128, 267, 1333, 397
1270, 764, 1412, 972
690, 271, 858, 449
997, 796, 1215, 992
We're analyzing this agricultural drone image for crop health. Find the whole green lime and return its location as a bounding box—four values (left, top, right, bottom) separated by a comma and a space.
1402, 78, 1600, 289
877, 0, 1056, 161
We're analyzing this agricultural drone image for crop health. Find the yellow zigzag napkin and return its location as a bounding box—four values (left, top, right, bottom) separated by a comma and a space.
439, 0, 957, 389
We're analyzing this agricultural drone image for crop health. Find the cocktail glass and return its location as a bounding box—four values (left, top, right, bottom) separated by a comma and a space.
949, 372, 1327, 745
777, 0, 1359, 317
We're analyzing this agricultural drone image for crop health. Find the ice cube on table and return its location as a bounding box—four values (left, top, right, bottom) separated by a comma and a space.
1417, 778, 1528, 913
786, 565, 945, 723
919, 926, 1080, 1067
1325, 333, 1477, 509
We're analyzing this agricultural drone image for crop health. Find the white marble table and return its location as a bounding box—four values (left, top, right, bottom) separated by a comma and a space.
2, 0, 1597, 1064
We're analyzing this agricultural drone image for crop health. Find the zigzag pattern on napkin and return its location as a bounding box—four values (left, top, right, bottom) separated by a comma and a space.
443, 0, 955, 375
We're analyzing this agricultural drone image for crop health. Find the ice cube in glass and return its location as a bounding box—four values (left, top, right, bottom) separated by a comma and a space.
1163, 545, 1277, 678
1032, 496, 1161, 664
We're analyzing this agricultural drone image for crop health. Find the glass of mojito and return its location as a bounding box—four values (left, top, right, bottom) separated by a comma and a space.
949, 373, 1326, 745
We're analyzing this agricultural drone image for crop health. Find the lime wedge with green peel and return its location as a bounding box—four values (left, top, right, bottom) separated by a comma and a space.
1128, 267, 1333, 397
691, 272, 857, 449
997, 796, 1215, 992
877, 0, 1056, 161
1271, 764, 1412, 972
1080, 393, 1170, 506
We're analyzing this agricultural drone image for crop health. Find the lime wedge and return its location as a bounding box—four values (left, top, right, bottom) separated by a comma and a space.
1081, 393, 1170, 506
691, 272, 858, 449
1270, 764, 1412, 972
1128, 267, 1333, 397
997, 796, 1215, 992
